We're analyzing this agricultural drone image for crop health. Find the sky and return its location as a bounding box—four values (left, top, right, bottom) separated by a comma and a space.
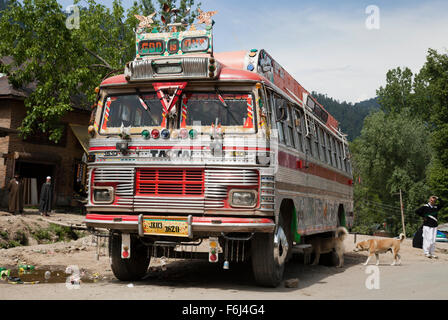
57, 0, 448, 103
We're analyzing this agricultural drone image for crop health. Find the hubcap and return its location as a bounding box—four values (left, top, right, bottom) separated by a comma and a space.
273, 225, 289, 265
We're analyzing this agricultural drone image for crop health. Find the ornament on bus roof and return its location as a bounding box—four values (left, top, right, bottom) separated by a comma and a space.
134, 13, 156, 34
196, 8, 217, 26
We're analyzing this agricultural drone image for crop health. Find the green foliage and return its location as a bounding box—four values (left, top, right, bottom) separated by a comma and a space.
351, 111, 432, 236
32, 223, 79, 243
140, 0, 201, 30
0, 0, 200, 142
376, 67, 415, 115
352, 48, 448, 235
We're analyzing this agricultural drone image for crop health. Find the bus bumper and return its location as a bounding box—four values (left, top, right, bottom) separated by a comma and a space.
84, 214, 275, 234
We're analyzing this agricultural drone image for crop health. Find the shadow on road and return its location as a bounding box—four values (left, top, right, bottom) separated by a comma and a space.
107, 252, 369, 292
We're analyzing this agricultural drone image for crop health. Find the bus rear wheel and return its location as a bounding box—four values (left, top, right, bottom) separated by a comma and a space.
251, 216, 289, 287
110, 232, 150, 281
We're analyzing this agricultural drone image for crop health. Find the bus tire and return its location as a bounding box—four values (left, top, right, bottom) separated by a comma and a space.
110, 232, 150, 281
251, 216, 289, 287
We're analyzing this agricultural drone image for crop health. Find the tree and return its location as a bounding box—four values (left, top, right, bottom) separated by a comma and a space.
417, 49, 448, 211
140, 0, 200, 30
0, 0, 200, 142
376, 67, 415, 115
351, 111, 432, 236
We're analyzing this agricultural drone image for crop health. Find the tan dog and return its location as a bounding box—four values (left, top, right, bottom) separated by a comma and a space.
307, 227, 348, 268
354, 234, 405, 266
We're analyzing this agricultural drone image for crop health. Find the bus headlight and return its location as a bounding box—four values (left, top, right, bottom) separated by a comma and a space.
93, 187, 114, 204
229, 189, 258, 208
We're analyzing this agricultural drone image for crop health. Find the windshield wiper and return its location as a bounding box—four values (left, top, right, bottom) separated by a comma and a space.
136, 89, 150, 111
214, 88, 240, 125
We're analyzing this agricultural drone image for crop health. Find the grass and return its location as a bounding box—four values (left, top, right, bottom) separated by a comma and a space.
32, 223, 83, 243
0, 230, 28, 249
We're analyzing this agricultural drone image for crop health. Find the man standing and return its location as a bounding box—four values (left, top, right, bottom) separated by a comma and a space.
415, 196, 444, 258
39, 176, 53, 217
7, 174, 24, 214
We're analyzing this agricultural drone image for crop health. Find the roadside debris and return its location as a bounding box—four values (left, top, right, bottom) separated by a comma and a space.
284, 278, 299, 288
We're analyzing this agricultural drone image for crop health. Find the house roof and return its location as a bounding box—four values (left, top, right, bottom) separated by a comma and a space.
0, 76, 30, 99
0, 57, 89, 111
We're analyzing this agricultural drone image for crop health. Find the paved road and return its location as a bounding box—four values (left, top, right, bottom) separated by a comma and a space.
1, 251, 447, 300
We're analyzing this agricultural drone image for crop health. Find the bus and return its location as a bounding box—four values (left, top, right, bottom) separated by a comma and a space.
84, 14, 354, 287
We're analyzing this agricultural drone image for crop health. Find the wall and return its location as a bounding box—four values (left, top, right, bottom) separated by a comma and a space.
0, 98, 90, 207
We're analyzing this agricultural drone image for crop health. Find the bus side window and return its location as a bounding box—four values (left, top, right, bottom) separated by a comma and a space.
318, 126, 326, 163
305, 119, 313, 157
294, 109, 304, 153
330, 137, 337, 168
274, 96, 286, 145
325, 132, 332, 166
335, 140, 342, 170
285, 104, 295, 148
313, 123, 320, 160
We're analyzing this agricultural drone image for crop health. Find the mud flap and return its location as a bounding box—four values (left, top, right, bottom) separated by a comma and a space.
121, 233, 131, 259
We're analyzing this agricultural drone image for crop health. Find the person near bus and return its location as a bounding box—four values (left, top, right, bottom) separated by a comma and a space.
39, 176, 53, 216
7, 174, 24, 214
415, 196, 444, 258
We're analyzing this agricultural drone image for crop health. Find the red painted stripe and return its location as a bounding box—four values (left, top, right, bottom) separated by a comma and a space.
278, 150, 352, 185
192, 217, 274, 224
89, 146, 271, 152
85, 214, 273, 225
85, 214, 139, 222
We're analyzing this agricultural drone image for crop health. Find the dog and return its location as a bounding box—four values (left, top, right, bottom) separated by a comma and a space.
354, 234, 405, 266
307, 227, 348, 268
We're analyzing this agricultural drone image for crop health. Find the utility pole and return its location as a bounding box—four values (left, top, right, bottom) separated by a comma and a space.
399, 189, 406, 237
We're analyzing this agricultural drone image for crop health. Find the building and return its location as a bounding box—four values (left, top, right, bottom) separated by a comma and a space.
0, 74, 90, 209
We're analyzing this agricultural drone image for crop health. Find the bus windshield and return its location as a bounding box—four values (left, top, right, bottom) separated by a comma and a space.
101, 94, 164, 129
182, 93, 254, 128
100, 92, 255, 132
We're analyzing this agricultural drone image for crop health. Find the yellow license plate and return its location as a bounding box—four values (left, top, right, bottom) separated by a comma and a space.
142, 216, 190, 237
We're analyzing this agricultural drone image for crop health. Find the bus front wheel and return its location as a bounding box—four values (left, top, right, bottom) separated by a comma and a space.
251, 216, 289, 287
109, 232, 150, 281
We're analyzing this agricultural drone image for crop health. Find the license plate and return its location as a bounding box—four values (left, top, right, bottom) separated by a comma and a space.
142, 216, 190, 237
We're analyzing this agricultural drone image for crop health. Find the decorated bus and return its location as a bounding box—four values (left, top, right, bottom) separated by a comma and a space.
84, 9, 354, 287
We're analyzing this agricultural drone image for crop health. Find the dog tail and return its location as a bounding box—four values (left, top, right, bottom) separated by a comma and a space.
399, 233, 405, 242
337, 227, 349, 241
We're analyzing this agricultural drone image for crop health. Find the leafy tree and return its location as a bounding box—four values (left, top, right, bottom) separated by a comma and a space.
376, 67, 415, 115
350, 111, 432, 236
0, 0, 200, 142
417, 49, 448, 212
140, 0, 200, 30
0, 0, 89, 142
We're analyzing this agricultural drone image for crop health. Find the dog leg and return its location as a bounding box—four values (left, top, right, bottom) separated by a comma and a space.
375, 253, 380, 266
391, 249, 396, 266
312, 251, 320, 266
338, 251, 344, 268
363, 254, 372, 266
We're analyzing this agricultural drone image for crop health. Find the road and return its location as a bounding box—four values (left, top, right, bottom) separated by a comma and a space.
1, 234, 448, 300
